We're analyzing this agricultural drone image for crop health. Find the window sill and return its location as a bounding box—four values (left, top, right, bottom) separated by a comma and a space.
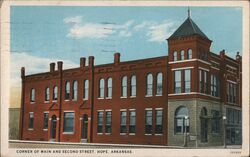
120, 133, 126, 135
98, 98, 104, 100
97, 133, 103, 135
145, 95, 153, 97
62, 132, 74, 134
130, 96, 136, 98
44, 101, 50, 103
129, 133, 135, 135
145, 134, 152, 136
106, 97, 112, 99
28, 128, 34, 131
105, 133, 111, 135
155, 94, 162, 97
52, 100, 57, 102
120, 96, 127, 99
30, 102, 35, 104
64, 99, 70, 102
43, 129, 48, 131
83, 98, 88, 101
155, 134, 163, 136
72, 99, 77, 101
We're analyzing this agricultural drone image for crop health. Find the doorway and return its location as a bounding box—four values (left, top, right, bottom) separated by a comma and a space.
200, 107, 208, 143
81, 114, 88, 140
50, 115, 57, 140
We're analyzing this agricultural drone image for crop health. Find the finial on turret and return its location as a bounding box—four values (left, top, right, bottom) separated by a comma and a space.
188, 7, 191, 18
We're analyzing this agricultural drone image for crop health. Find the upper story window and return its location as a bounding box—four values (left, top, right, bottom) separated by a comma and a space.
180, 50, 185, 60
97, 111, 104, 133
174, 71, 181, 93
173, 51, 177, 61
184, 70, 191, 93
63, 112, 74, 133
105, 111, 112, 134
83, 80, 89, 100
121, 76, 127, 97
65, 81, 70, 100
120, 111, 127, 134
146, 73, 153, 96
107, 78, 112, 98
53, 86, 58, 101
72, 81, 78, 100
175, 107, 189, 133
156, 73, 163, 95
29, 112, 34, 129
99, 78, 105, 98
155, 109, 163, 134
188, 49, 192, 59
199, 70, 208, 94
227, 82, 237, 103
45, 87, 50, 101
211, 75, 220, 97
145, 110, 153, 134
30, 88, 35, 102
131, 75, 136, 97
129, 111, 136, 134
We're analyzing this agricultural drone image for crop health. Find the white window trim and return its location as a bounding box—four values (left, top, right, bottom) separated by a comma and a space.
210, 60, 219, 65
120, 96, 127, 99
97, 110, 104, 112
120, 133, 126, 135
198, 67, 210, 71
129, 109, 136, 111
211, 66, 220, 71
28, 128, 34, 131
105, 97, 112, 99
30, 102, 35, 104
129, 133, 135, 135
64, 99, 70, 102
62, 132, 74, 134
155, 94, 162, 97
145, 95, 153, 97
105, 133, 111, 135
169, 59, 196, 64
227, 80, 237, 84
97, 133, 103, 135
120, 109, 127, 111
105, 109, 112, 112
145, 134, 152, 136
43, 129, 48, 131
83, 98, 88, 101
172, 67, 194, 71
52, 100, 57, 102
44, 101, 50, 103
155, 134, 163, 136
155, 108, 163, 110
130, 96, 136, 98
145, 108, 152, 111
168, 92, 221, 99
98, 97, 105, 100
226, 64, 237, 70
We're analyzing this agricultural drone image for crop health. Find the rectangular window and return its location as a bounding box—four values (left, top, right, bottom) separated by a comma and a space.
156, 73, 163, 95
175, 117, 189, 133
83, 80, 89, 100
227, 82, 237, 103
30, 89, 35, 102
131, 76, 136, 97
174, 70, 181, 93
29, 112, 34, 129
184, 69, 191, 93
129, 111, 136, 134
120, 111, 127, 134
155, 110, 163, 134
199, 70, 208, 94
63, 112, 74, 133
121, 76, 127, 97
43, 112, 49, 129
211, 110, 220, 133
211, 75, 220, 97
97, 111, 104, 133
105, 111, 112, 134
145, 110, 153, 134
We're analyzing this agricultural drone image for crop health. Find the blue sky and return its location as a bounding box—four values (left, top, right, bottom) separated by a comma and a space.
10, 6, 242, 87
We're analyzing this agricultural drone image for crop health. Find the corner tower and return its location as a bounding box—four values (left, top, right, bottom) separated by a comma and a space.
167, 11, 212, 61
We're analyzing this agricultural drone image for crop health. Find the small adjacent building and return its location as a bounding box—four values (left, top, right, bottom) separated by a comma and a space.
19, 13, 242, 147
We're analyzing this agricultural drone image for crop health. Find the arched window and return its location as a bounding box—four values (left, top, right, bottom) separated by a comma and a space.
188, 49, 192, 59
99, 78, 105, 98
53, 86, 58, 100
72, 81, 78, 100
83, 80, 89, 100
175, 107, 189, 133
131, 75, 136, 97
181, 50, 185, 60
45, 87, 50, 101
156, 73, 163, 95
121, 76, 127, 97
65, 81, 70, 100
200, 107, 208, 142
173, 51, 177, 61
146, 73, 153, 96
107, 78, 112, 98
30, 88, 35, 102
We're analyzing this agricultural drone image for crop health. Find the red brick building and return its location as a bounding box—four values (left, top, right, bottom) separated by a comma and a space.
19, 14, 242, 146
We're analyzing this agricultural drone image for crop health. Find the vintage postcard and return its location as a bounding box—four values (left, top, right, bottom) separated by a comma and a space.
1, 0, 249, 157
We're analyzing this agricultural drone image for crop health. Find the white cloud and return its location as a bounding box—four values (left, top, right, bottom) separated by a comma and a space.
134, 20, 176, 42
11, 52, 78, 87
64, 16, 176, 42
64, 16, 134, 39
